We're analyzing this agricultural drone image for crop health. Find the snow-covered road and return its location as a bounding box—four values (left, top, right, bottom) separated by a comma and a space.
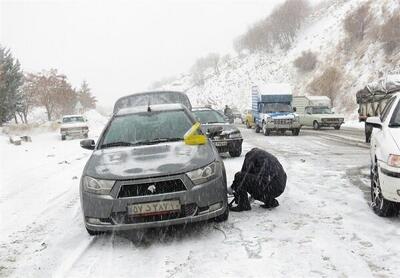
1, 121, 400, 277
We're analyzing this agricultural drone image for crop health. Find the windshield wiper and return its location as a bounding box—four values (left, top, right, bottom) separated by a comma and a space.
206, 121, 224, 124
389, 123, 400, 128
147, 137, 183, 143
100, 141, 135, 149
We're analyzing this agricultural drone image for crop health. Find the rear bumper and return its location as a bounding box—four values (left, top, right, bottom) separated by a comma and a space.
379, 162, 400, 202
81, 173, 228, 231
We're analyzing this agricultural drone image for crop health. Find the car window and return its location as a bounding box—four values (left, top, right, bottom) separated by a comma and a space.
63, 116, 85, 123
262, 103, 292, 113
193, 110, 226, 124
101, 110, 193, 146
380, 97, 396, 122
389, 98, 400, 126
312, 107, 331, 114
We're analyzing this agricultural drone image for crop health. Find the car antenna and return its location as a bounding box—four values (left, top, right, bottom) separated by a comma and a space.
147, 98, 151, 112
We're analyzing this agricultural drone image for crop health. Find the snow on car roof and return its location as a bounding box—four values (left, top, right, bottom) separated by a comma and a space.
116, 103, 186, 116
63, 114, 84, 118
253, 83, 292, 95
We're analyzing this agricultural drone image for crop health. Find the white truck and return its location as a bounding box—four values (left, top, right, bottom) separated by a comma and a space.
293, 96, 344, 130
252, 83, 301, 136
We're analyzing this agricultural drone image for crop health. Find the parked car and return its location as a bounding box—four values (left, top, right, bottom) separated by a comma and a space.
79, 103, 229, 235
367, 92, 400, 217
60, 115, 89, 140
192, 107, 243, 157
293, 96, 344, 130
231, 108, 242, 122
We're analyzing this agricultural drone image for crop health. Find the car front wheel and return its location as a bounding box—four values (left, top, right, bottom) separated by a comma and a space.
214, 207, 229, 222
371, 164, 399, 217
292, 129, 300, 136
313, 121, 320, 130
334, 125, 341, 130
61, 135, 66, 141
229, 143, 242, 157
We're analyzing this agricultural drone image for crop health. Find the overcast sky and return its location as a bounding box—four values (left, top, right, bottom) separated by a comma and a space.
1, 0, 293, 107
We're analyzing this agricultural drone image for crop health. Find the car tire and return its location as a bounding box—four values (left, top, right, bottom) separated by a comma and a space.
255, 126, 261, 133
214, 207, 229, 222
371, 164, 399, 217
61, 135, 66, 141
292, 129, 300, 136
86, 227, 104, 236
229, 144, 242, 157
262, 122, 270, 136
334, 125, 341, 130
313, 121, 320, 130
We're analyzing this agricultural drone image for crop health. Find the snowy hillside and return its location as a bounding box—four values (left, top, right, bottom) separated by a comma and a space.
159, 0, 400, 119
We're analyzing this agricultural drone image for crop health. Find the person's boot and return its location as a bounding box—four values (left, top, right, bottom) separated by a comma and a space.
260, 198, 279, 209
229, 204, 251, 212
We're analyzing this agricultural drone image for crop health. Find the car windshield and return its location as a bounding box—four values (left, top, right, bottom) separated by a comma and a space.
262, 103, 292, 113
63, 116, 85, 123
193, 110, 226, 124
312, 107, 332, 114
101, 110, 193, 148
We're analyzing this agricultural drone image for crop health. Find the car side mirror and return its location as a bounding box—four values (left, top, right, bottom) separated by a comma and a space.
307, 112, 312, 115
80, 139, 96, 150
366, 116, 382, 129
57, 120, 62, 124
293, 107, 297, 112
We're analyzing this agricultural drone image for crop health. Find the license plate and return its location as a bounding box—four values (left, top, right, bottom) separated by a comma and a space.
127, 200, 181, 216
215, 141, 227, 147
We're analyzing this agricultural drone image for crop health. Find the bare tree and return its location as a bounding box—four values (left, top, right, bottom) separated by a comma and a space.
293, 51, 318, 72
344, 2, 372, 41
380, 10, 400, 55
307, 66, 342, 105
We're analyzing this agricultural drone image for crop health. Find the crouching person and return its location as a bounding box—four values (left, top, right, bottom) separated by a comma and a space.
230, 148, 286, 212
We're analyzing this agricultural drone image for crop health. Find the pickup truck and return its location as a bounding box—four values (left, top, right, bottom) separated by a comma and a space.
293, 96, 344, 130
60, 115, 89, 140
251, 83, 301, 136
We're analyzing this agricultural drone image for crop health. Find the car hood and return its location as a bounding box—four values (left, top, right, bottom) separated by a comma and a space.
84, 141, 215, 180
389, 128, 400, 152
61, 122, 88, 129
266, 112, 295, 119
200, 123, 239, 134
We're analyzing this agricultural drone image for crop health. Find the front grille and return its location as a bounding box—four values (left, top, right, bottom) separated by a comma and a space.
111, 204, 198, 224
118, 179, 186, 198
322, 118, 340, 123
273, 119, 292, 125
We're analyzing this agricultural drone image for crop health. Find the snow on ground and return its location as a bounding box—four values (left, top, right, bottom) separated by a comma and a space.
1, 116, 400, 277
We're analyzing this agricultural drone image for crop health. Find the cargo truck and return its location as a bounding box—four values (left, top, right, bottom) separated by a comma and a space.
293, 96, 344, 130
251, 83, 301, 136
356, 74, 400, 142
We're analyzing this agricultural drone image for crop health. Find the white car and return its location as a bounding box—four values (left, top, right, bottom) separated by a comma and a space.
367, 93, 400, 217
60, 115, 89, 140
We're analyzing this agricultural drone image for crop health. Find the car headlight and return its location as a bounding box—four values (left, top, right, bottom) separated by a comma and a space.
388, 154, 400, 168
229, 132, 242, 139
82, 176, 115, 194
187, 162, 219, 185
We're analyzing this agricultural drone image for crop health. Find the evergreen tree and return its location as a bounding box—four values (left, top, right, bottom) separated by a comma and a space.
77, 80, 96, 111
0, 45, 24, 124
